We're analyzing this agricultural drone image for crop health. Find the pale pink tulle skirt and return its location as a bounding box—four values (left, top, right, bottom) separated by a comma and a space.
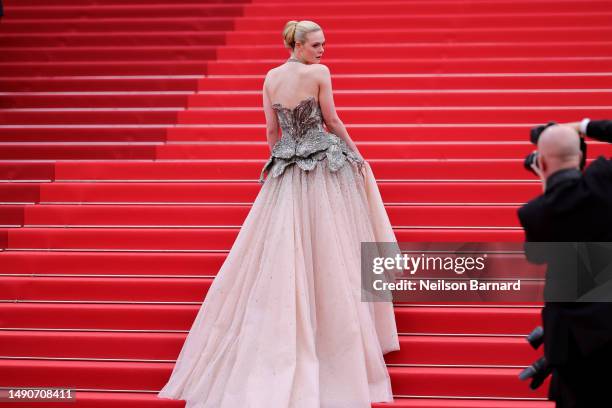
157, 160, 400, 408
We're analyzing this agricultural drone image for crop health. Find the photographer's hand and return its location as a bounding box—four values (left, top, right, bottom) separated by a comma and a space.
529, 153, 546, 192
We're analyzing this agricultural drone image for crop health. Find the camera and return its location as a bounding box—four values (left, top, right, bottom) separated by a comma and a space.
524, 122, 588, 174
519, 326, 552, 390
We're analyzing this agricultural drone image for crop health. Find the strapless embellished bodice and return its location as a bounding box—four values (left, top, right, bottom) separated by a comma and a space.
259, 96, 363, 183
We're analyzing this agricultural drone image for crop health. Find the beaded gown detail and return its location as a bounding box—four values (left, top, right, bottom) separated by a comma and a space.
157, 96, 400, 408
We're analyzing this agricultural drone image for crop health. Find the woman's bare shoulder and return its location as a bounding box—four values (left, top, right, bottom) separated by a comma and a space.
304, 64, 331, 85
263, 66, 282, 93
309, 63, 330, 76
264, 66, 279, 81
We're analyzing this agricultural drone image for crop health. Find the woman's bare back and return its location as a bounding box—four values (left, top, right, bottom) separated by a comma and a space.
264, 62, 320, 109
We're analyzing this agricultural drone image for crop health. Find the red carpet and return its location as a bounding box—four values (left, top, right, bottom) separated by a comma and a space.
3, 0, 612, 406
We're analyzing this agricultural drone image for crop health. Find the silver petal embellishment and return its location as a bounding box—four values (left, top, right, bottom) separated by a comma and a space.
296, 130, 332, 157
296, 157, 318, 171
271, 136, 297, 159
326, 144, 347, 172
259, 97, 364, 182
270, 158, 294, 178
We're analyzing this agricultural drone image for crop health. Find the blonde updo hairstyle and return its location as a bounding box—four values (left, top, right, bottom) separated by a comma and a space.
282, 20, 322, 49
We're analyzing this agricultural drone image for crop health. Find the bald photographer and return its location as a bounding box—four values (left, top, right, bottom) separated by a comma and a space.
517, 119, 612, 407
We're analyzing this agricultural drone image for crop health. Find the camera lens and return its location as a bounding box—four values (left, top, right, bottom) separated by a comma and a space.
524, 151, 539, 174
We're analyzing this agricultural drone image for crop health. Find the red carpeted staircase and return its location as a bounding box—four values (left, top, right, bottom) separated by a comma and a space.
1, 0, 611, 406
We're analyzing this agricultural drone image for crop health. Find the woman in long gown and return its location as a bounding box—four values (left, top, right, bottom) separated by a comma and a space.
157, 20, 400, 408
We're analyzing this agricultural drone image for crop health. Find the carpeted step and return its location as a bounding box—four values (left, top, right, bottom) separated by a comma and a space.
0, 76, 201, 92
5, 4, 245, 19
0, 275, 544, 303
221, 42, 611, 59
0, 60, 216, 76
2, 57, 612, 76
5, 90, 611, 109
3, 94, 191, 109
194, 73, 612, 91
5, 1, 612, 20
0, 250, 544, 278
0, 206, 23, 226
0, 159, 539, 181
2, 13, 612, 33
0, 128, 168, 143
224, 26, 608, 45
166, 125, 592, 142
2, 73, 610, 92
3, 42, 611, 61
176, 108, 612, 125
3, 0, 248, 5
0, 0, 591, 7
186, 90, 612, 108
0, 141, 608, 160
0, 144, 160, 160
156, 141, 608, 160
0, 227, 525, 250
0, 331, 542, 366
206, 58, 612, 75
0, 359, 549, 398
0, 303, 541, 334
0, 125, 548, 143
0, 184, 40, 203
2, 27, 611, 47
374, 399, 552, 408
0, 276, 215, 302
0, 251, 228, 276
0, 182, 541, 204
0, 388, 553, 408
14, 204, 523, 227
2, 107, 612, 126
0, 110, 178, 125
0, 31, 229, 47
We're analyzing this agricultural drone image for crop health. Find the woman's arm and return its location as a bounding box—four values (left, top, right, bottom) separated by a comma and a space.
262, 74, 280, 152
315, 65, 364, 160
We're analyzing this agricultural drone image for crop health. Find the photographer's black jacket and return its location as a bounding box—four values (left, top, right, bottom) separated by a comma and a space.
518, 157, 612, 244
517, 155, 612, 368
